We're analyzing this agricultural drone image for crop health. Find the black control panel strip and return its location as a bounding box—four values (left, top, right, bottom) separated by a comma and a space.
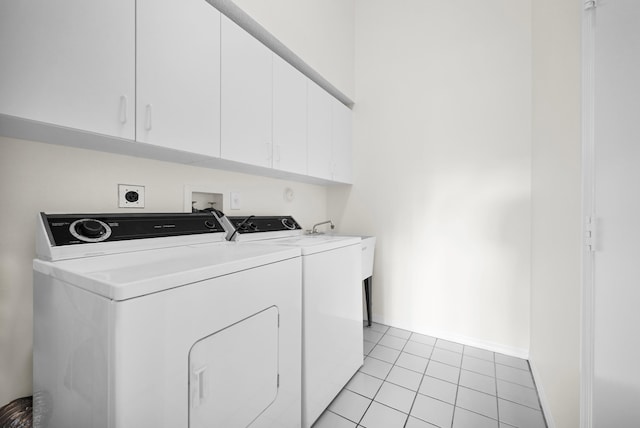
226, 216, 301, 234
42, 212, 224, 246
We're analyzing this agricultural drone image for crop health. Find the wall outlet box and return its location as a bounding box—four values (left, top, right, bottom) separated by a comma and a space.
118, 184, 145, 208
230, 192, 241, 210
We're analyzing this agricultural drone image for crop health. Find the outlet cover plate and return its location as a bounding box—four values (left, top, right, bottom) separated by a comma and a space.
230, 192, 241, 210
118, 184, 145, 208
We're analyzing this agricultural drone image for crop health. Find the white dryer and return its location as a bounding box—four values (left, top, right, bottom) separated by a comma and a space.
33, 212, 302, 428
226, 216, 363, 428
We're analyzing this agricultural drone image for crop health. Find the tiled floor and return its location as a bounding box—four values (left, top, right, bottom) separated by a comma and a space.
313, 322, 547, 428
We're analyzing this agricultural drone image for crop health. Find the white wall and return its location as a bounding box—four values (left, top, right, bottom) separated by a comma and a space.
232, 0, 355, 99
327, 0, 533, 355
530, 0, 582, 426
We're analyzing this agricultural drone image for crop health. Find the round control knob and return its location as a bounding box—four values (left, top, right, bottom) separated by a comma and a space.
69, 219, 112, 243
281, 218, 297, 230
204, 220, 216, 229
78, 220, 106, 238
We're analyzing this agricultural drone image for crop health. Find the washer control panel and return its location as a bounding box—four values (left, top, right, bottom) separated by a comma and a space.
69, 218, 112, 242
42, 212, 224, 246
227, 216, 302, 235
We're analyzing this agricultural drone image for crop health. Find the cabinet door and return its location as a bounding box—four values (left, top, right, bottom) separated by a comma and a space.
331, 100, 353, 184
136, 0, 220, 157
0, 0, 134, 139
221, 16, 273, 168
273, 56, 308, 175
307, 82, 333, 180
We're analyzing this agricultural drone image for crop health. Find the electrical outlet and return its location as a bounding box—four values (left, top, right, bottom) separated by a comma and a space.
230, 192, 241, 210
118, 184, 145, 208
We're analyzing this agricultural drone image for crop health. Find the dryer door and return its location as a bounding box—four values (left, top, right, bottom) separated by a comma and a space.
189, 306, 279, 428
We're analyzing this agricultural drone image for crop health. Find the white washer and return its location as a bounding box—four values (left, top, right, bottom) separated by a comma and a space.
33, 212, 302, 428
226, 216, 363, 428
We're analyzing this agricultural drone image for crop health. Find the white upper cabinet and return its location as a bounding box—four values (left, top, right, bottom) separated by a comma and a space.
331, 100, 353, 184
0, 0, 135, 139
136, 0, 221, 157
307, 82, 353, 183
273, 56, 308, 176
220, 16, 273, 168
0, 2, 352, 184
307, 82, 333, 181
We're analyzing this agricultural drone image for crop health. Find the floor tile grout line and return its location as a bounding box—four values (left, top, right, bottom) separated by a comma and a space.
326, 389, 370, 425
365, 352, 429, 377
429, 356, 463, 370
385, 326, 413, 340
459, 356, 501, 380
497, 396, 546, 412
453, 405, 504, 424
367, 329, 386, 346
326, 409, 359, 426
361, 399, 414, 426
340, 387, 415, 426
452, 374, 497, 398
411, 385, 465, 409
496, 376, 537, 390
403, 341, 435, 427
357, 326, 412, 427
495, 360, 532, 373
335, 324, 388, 426
494, 351, 500, 425
398, 346, 436, 361
456, 386, 510, 422
374, 329, 414, 426
452, 344, 468, 428
527, 360, 549, 428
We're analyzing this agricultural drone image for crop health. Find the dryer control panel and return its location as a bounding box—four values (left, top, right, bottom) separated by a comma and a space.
227, 216, 301, 235
42, 212, 225, 246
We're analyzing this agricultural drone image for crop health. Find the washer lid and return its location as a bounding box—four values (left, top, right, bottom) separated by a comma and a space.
261, 234, 361, 255
33, 242, 300, 301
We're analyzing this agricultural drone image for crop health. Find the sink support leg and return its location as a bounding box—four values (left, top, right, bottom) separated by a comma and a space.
364, 276, 372, 327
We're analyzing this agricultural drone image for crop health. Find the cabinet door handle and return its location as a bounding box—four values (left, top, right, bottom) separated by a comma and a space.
145, 104, 153, 131
119, 96, 128, 124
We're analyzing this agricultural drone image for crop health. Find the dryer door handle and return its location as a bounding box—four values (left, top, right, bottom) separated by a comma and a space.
193, 366, 207, 407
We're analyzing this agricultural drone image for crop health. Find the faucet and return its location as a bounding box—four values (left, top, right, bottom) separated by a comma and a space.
310, 220, 335, 234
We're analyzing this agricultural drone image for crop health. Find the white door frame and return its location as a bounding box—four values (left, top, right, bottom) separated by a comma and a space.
580, 1, 596, 427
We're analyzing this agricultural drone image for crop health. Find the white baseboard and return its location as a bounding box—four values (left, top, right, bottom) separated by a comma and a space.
370, 314, 529, 359
529, 359, 556, 428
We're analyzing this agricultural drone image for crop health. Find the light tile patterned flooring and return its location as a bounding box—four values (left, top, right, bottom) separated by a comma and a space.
313, 322, 547, 428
